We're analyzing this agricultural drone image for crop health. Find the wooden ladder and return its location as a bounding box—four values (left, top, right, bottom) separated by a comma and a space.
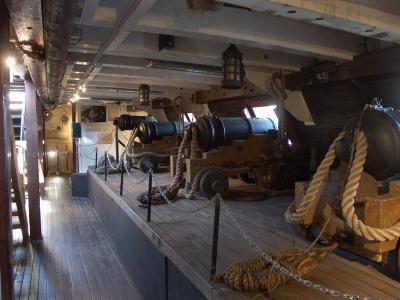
9, 116, 29, 241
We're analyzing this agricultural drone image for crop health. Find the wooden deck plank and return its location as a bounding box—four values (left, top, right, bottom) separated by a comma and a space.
18, 246, 33, 300
12, 176, 142, 300
92, 170, 400, 300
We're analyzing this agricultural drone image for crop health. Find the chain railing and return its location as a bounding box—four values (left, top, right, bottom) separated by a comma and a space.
219, 199, 375, 300
153, 177, 214, 216
123, 161, 151, 184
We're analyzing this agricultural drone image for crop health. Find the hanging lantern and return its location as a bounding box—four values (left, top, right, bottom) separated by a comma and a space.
139, 84, 150, 106
221, 44, 244, 89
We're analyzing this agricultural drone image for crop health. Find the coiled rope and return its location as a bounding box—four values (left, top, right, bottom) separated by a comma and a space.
222, 244, 336, 296
286, 129, 400, 242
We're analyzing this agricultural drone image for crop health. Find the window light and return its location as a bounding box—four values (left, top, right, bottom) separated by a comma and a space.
243, 107, 251, 118
184, 113, 196, 123
252, 105, 278, 127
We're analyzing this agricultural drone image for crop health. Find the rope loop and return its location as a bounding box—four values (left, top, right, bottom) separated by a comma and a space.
286, 129, 400, 242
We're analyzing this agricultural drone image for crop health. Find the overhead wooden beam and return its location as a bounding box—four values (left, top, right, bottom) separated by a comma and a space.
68, 38, 313, 71
285, 46, 400, 90
0, 3, 14, 299
194, 81, 269, 104
89, 75, 212, 90
25, 74, 42, 241
6, 0, 48, 104
229, 0, 400, 44
134, 0, 364, 61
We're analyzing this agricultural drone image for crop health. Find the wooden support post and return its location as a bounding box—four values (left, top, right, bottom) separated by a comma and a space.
25, 74, 42, 241
9, 115, 29, 241
0, 3, 14, 299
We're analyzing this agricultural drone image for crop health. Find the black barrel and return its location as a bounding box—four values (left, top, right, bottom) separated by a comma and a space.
138, 121, 185, 144
114, 115, 146, 131
336, 107, 400, 180
197, 116, 276, 151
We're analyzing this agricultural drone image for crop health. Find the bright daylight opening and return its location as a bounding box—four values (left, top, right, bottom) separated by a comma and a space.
242, 107, 251, 118
9, 91, 25, 111
252, 105, 278, 127
184, 112, 197, 123
252, 105, 292, 145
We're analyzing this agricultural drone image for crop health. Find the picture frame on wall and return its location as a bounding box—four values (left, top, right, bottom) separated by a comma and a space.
81, 106, 107, 123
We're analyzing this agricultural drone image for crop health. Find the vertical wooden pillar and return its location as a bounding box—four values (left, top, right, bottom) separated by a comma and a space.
25, 75, 42, 241
72, 103, 77, 173
0, 3, 14, 299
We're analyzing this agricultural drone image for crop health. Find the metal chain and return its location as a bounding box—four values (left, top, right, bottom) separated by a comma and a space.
80, 147, 97, 160
220, 200, 375, 300
153, 177, 214, 216
105, 153, 122, 171
123, 161, 150, 184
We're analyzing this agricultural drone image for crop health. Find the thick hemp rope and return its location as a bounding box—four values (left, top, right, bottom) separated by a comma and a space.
137, 126, 191, 205
222, 244, 336, 296
95, 127, 139, 174
341, 130, 400, 241
286, 129, 400, 242
137, 125, 214, 204
284, 131, 345, 223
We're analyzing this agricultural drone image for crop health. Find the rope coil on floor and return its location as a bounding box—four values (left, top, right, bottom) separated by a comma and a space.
222, 245, 336, 296
219, 197, 374, 299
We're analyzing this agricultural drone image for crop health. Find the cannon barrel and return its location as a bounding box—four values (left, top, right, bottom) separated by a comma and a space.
336, 107, 400, 180
114, 115, 146, 131
138, 121, 185, 144
196, 116, 276, 151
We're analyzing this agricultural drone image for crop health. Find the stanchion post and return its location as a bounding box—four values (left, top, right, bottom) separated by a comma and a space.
104, 151, 107, 181
120, 158, 124, 196
95, 147, 98, 169
210, 194, 221, 279
147, 169, 153, 222
115, 127, 119, 163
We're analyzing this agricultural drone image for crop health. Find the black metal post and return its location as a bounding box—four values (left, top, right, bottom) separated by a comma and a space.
115, 127, 119, 163
147, 170, 153, 222
95, 147, 98, 169
104, 151, 107, 181
120, 158, 124, 196
210, 195, 221, 279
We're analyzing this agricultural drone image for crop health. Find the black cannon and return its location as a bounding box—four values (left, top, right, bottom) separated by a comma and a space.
336, 106, 400, 180
196, 116, 276, 151
138, 121, 186, 144
113, 115, 146, 131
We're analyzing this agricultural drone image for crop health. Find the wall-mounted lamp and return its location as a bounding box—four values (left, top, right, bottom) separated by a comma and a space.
5, 56, 16, 68
79, 84, 86, 92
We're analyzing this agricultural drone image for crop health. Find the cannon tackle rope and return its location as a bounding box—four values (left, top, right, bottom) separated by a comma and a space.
284, 131, 345, 223
137, 126, 191, 204
340, 131, 400, 241
286, 129, 400, 242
